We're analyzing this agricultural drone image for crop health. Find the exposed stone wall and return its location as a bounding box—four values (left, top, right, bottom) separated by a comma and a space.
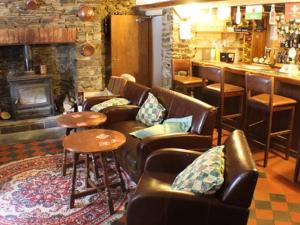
161, 8, 196, 88
0, 46, 23, 112
0, 0, 134, 113
172, 15, 196, 59
161, 8, 237, 89
161, 8, 173, 88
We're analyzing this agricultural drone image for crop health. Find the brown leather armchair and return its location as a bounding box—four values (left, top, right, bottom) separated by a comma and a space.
126, 130, 258, 225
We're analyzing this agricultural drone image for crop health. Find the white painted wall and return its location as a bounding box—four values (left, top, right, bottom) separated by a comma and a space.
152, 16, 163, 87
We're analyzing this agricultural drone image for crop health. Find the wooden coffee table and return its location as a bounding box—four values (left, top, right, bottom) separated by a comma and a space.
57, 112, 107, 176
63, 129, 126, 214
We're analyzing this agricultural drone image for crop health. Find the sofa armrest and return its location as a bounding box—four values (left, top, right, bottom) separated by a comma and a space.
102, 105, 140, 125
127, 186, 222, 225
82, 95, 120, 111
144, 148, 202, 174
136, 134, 212, 177
127, 188, 247, 225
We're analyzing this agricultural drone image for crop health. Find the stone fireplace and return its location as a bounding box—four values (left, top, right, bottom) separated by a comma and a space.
0, 0, 134, 122
0, 43, 77, 119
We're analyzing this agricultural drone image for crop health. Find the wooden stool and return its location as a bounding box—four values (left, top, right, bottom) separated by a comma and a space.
172, 59, 202, 96
57, 112, 107, 176
245, 73, 296, 167
201, 65, 245, 145
294, 152, 300, 182
63, 129, 126, 214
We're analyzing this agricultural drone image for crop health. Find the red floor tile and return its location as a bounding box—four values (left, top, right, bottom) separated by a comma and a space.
255, 209, 274, 220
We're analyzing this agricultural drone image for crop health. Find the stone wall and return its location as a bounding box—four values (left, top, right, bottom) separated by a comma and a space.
161, 8, 196, 88
161, 7, 238, 89
0, 0, 134, 113
161, 8, 173, 88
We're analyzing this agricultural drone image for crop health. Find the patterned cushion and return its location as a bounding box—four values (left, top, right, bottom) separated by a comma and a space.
90, 98, 130, 112
163, 115, 192, 132
130, 115, 193, 139
172, 145, 225, 195
136, 93, 166, 126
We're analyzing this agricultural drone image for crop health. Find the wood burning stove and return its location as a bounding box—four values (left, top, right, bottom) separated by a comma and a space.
7, 45, 54, 120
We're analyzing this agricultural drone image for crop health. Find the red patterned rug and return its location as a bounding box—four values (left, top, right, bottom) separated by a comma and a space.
0, 154, 135, 225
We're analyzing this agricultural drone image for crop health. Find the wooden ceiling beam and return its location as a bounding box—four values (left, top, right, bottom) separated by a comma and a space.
0, 27, 77, 46
134, 0, 295, 11
134, 0, 224, 10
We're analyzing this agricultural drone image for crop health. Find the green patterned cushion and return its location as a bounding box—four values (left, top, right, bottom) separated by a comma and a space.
131, 116, 193, 139
136, 93, 166, 126
163, 115, 192, 132
172, 145, 225, 195
90, 98, 130, 112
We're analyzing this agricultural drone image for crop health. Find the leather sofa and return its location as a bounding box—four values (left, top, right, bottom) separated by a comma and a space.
83, 81, 150, 115
84, 84, 217, 182
126, 130, 258, 225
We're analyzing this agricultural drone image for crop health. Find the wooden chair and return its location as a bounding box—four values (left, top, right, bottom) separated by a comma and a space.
245, 73, 296, 167
107, 76, 127, 96
172, 59, 202, 96
201, 65, 245, 145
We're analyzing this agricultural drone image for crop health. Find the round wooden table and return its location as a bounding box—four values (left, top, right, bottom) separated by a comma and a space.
57, 111, 107, 135
57, 112, 107, 176
63, 129, 126, 214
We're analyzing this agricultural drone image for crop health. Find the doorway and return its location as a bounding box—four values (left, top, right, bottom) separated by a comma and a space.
110, 15, 151, 86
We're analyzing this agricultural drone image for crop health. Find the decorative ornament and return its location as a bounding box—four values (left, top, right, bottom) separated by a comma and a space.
0, 111, 11, 120
78, 5, 95, 22
80, 44, 95, 56
26, 0, 39, 10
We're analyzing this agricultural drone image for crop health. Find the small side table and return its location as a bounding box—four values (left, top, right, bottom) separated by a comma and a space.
57, 112, 107, 175
63, 129, 126, 214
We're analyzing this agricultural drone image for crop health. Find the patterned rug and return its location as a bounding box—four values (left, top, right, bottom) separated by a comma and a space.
0, 154, 135, 225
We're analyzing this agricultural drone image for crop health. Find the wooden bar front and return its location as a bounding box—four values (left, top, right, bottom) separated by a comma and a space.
192, 60, 300, 152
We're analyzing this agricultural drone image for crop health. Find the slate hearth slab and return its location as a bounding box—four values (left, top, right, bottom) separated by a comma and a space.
0, 127, 64, 146
0, 115, 60, 134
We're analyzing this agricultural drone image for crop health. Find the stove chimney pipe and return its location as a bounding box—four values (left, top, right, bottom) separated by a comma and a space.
24, 45, 33, 72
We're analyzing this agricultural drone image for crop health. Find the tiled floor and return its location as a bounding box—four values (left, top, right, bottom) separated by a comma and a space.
0, 129, 299, 225
0, 138, 62, 165
248, 149, 300, 225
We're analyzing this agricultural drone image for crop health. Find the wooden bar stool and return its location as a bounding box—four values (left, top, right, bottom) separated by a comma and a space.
245, 73, 296, 167
294, 140, 300, 182
201, 65, 245, 145
172, 59, 203, 97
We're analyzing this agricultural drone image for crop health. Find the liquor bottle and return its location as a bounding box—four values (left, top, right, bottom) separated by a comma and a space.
289, 36, 294, 48
269, 4, 276, 25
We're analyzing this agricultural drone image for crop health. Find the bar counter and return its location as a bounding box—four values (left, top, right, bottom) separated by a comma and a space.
192, 60, 300, 152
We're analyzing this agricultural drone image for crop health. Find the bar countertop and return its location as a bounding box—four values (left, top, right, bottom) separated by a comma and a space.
192, 60, 300, 86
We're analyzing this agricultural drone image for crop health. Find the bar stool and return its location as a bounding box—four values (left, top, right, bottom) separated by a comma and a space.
245, 73, 296, 167
172, 59, 203, 96
201, 65, 245, 145
293, 142, 300, 182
